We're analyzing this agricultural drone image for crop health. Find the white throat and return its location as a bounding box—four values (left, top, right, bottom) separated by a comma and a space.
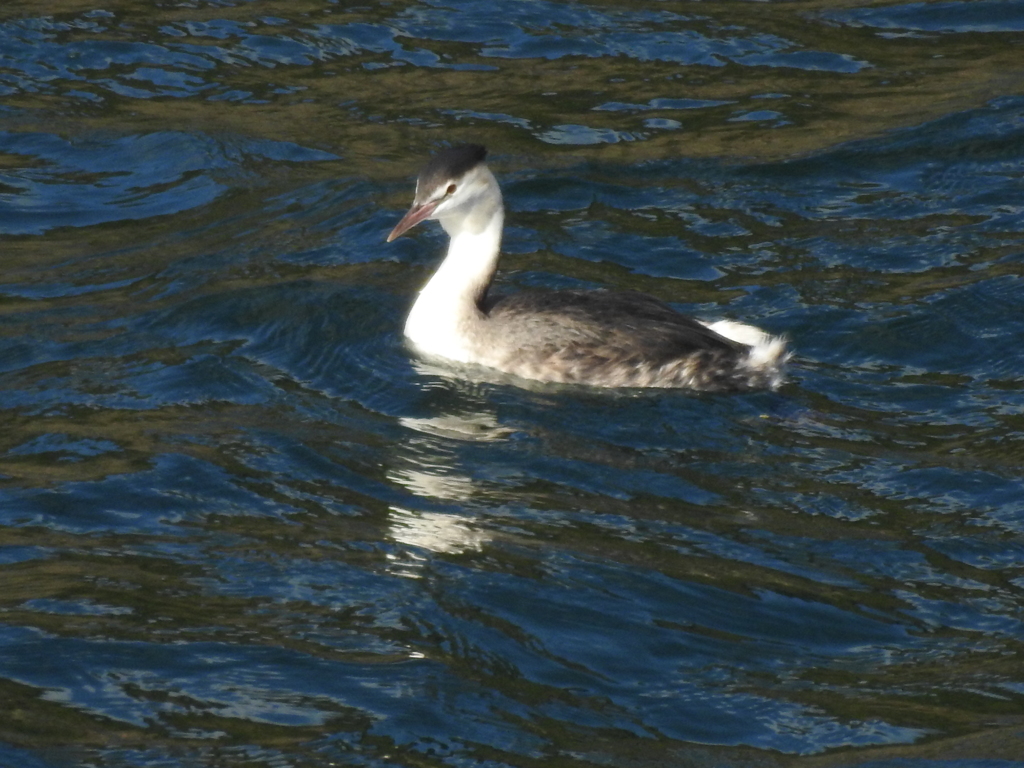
403, 171, 504, 363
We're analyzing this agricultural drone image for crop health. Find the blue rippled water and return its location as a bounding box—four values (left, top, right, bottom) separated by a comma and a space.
2, 1, 1024, 767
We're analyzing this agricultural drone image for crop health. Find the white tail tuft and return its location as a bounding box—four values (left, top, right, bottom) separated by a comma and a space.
703, 319, 791, 389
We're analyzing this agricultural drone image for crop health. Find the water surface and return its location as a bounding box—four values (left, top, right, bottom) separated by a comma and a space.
2, 1, 1024, 767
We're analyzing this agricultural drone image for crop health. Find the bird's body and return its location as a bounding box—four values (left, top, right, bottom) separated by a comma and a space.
388, 145, 789, 391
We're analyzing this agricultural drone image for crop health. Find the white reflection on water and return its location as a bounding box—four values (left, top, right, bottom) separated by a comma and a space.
382, 410, 513, 563
388, 506, 489, 558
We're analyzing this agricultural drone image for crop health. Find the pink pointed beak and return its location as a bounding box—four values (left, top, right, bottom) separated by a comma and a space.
387, 199, 440, 242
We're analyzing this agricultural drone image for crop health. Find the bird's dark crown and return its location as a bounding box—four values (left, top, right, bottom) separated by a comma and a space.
418, 144, 487, 195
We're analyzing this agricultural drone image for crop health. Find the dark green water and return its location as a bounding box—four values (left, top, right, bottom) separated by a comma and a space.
1, 1, 1024, 767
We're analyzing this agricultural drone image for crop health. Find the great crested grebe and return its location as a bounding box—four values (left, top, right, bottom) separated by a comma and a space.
388, 144, 789, 391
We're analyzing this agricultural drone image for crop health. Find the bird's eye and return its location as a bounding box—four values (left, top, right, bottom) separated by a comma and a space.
446, 184, 457, 196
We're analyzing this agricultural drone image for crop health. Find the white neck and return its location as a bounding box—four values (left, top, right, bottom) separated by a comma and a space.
404, 172, 504, 363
